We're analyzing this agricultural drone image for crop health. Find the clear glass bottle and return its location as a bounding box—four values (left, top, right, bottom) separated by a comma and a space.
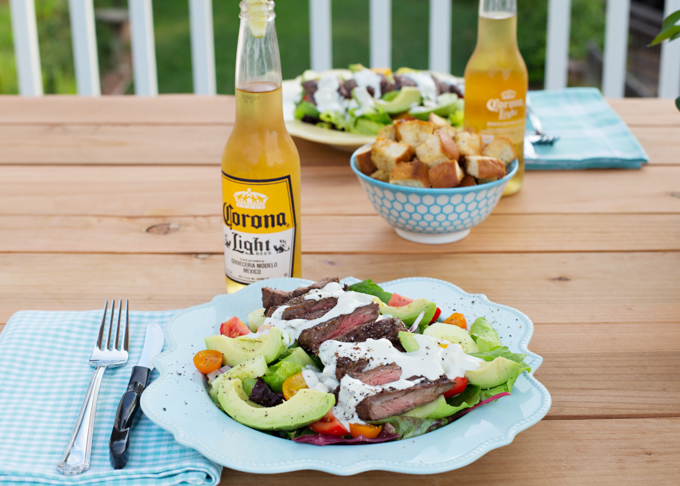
221, 0, 302, 293
464, 0, 528, 196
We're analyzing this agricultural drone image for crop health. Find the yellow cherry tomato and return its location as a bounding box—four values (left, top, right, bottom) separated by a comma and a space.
444, 312, 467, 330
193, 350, 223, 374
349, 423, 383, 439
282, 372, 308, 400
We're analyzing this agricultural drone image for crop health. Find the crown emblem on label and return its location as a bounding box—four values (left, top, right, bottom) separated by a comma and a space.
234, 188, 268, 209
501, 89, 516, 101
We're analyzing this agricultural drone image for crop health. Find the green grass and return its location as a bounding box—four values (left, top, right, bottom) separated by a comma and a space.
0, 0, 605, 95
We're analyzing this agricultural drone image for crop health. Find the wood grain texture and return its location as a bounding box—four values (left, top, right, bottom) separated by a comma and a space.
0, 96, 676, 127
0, 125, 675, 165
1, 214, 678, 254
0, 165, 678, 217
1, 252, 678, 325
220, 418, 680, 485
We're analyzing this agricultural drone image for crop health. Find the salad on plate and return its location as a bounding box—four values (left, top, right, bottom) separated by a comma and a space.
291, 65, 465, 136
193, 278, 531, 445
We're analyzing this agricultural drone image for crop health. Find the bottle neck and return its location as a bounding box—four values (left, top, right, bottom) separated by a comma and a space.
235, 0, 282, 91
476, 3, 518, 50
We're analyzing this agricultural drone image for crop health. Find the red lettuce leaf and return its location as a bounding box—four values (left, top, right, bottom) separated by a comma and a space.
293, 424, 399, 445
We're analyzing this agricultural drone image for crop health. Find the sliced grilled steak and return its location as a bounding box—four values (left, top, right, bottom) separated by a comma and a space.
380, 74, 395, 95
262, 277, 339, 316
394, 75, 417, 90
334, 317, 407, 350
339, 79, 357, 99
301, 80, 318, 102
280, 294, 338, 320
449, 83, 464, 99
298, 303, 380, 354
335, 357, 369, 381
335, 359, 402, 387
356, 375, 454, 421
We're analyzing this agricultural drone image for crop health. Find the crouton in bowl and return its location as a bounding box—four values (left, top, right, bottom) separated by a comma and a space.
351, 143, 518, 244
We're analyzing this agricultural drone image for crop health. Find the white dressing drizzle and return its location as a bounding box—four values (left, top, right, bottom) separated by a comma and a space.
263, 282, 377, 341
353, 68, 382, 99
314, 76, 347, 113
318, 336, 483, 429
403, 72, 438, 101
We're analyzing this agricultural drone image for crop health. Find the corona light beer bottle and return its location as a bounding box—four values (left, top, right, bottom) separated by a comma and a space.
464, 0, 528, 196
222, 0, 301, 292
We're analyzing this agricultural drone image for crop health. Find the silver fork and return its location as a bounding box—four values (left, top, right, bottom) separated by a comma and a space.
57, 300, 130, 475
526, 104, 560, 145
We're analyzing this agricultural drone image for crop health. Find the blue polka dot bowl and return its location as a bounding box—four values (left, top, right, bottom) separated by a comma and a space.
351, 146, 518, 244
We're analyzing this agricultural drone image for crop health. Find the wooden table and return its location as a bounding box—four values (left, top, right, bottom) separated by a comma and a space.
1, 96, 679, 484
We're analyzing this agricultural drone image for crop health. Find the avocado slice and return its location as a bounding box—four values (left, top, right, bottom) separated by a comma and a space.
423, 323, 479, 354
401, 396, 440, 418
408, 94, 460, 121
465, 357, 523, 389
205, 327, 284, 367
375, 87, 422, 114
380, 298, 437, 330
217, 378, 335, 431
246, 308, 266, 332
209, 355, 269, 407
398, 331, 420, 352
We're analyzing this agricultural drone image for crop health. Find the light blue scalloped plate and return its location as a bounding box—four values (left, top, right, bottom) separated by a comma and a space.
141, 277, 551, 475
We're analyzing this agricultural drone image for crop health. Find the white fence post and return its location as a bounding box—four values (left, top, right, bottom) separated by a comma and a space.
309, 0, 332, 71
9, 0, 42, 96
370, 0, 391, 69
544, 0, 571, 90
658, 0, 680, 98
129, 0, 158, 96
69, 0, 101, 96
602, 0, 630, 98
428, 0, 450, 73
189, 0, 216, 95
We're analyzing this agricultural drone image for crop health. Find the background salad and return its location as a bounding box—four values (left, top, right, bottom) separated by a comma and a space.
293, 65, 465, 135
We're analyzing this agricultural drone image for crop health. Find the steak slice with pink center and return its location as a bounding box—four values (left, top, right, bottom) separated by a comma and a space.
297, 303, 380, 354
333, 317, 407, 351
355, 376, 454, 421
280, 294, 338, 320
262, 277, 339, 316
335, 357, 403, 386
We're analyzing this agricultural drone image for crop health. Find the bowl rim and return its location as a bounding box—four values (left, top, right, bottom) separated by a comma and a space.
350, 143, 518, 194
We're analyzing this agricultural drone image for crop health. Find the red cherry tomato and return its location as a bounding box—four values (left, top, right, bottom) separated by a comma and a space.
309, 411, 348, 437
220, 317, 250, 338
388, 293, 414, 307
443, 377, 468, 399
430, 307, 442, 324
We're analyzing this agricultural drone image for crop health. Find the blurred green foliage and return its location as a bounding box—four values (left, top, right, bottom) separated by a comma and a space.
0, 0, 605, 95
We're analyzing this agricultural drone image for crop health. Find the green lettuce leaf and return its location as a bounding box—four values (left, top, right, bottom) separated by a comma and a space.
469, 317, 503, 352
261, 361, 303, 393
320, 110, 350, 131
371, 415, 452, 440
348, 279, 392, 303
427, 384, 481, 419
294, 101, 320, 120
241, 377, 257, 396
470, 346, 528, 364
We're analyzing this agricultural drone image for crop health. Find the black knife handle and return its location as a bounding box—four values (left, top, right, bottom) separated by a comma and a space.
109, 366, 150, 469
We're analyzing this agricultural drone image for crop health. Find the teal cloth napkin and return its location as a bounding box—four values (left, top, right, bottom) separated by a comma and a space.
0, 309, 221, 485
524, 88, 649, 170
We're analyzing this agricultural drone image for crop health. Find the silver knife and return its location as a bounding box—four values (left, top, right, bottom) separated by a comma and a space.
109, 322, 164, 469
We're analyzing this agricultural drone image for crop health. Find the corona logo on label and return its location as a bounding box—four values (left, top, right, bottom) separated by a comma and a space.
501, 89, 516, 101
234, 188, 268, 210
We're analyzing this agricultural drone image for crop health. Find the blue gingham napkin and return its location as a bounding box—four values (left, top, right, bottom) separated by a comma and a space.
0, 310, 221, 485
524, 88, 649, 170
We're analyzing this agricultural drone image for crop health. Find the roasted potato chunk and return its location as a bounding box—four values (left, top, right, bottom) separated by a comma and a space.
465, 156, 506, 180
428, 161, 465, 188
482, 136, 517, 165
389, 160, 430, 188
394, 120, 434, 147
371, 139, 414, 173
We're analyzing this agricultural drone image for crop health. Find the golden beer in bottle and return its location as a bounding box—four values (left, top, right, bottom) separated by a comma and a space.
464, 0, 528, 196
222, 0, 302, 292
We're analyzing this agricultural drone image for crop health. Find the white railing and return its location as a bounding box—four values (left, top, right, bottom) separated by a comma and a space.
8, 0, 680, 98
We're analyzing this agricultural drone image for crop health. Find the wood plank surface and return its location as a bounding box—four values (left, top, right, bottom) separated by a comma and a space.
0, 124, 676, 165
0, 96, 676, 127
1, 252, 678, 325
221, 418, 680, 485
1, 214, 678, 254
1, 165, 678, 217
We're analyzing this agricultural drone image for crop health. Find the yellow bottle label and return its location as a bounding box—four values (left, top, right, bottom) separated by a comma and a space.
222, 172, 297, 284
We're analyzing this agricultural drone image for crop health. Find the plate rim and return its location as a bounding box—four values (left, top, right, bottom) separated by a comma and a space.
141, 276, 551, 475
